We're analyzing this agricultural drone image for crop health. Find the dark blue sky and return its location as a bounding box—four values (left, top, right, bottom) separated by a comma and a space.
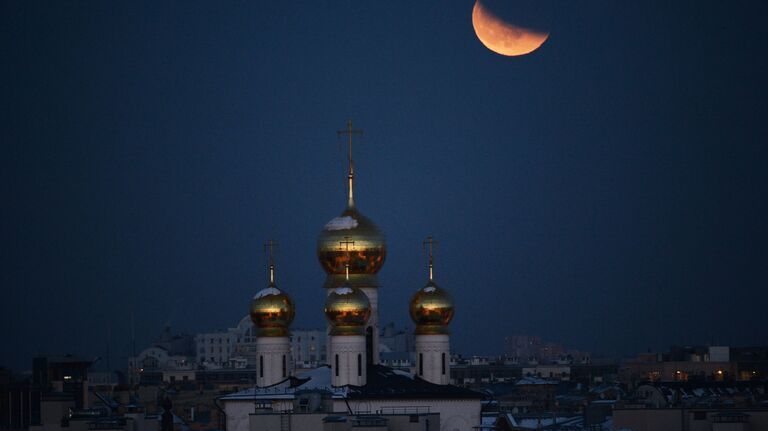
2, 1, 767, 371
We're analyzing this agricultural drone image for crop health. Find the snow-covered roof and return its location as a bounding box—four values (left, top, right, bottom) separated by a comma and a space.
513, 415, 582, 429
516, 376, 557, 385
219, 366, 346, 402
219, 365, 482, 403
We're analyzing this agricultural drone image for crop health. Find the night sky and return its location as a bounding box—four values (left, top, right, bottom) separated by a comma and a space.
2, 1, 767, 371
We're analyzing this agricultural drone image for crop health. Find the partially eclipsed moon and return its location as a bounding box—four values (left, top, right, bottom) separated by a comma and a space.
472, 0, 549, 57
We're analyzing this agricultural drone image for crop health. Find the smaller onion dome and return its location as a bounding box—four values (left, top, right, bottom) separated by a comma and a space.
409, 280, 454, 335
324, 286, 371, 335
250, 286, 295, 337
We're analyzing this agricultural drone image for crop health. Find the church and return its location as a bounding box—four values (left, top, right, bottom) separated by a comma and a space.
218, 122, 483, 431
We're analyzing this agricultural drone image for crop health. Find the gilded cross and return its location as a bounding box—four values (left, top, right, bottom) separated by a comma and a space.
337, 120, 363, 207
423, 236, 438, 281
264, 239, 278, 285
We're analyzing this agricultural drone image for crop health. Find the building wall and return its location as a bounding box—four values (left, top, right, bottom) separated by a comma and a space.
613, 408, 684, 431
247, 412, 439, 431
709, 346, 730, 362
614, 409, 768, 431
415, 334, 450, 385
35, 399, 74, 431
332, 398, 480, 431
256, 337, 291, 387
330, 335, 367, 387
224, 398, 478, 431
224, 399, 256, 431
251, 412, 326, 431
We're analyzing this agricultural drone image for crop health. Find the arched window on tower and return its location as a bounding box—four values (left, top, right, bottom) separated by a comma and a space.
357, 353, 362, 377
442, 352, 446, 375
419, 353, 424, 376
335, 354, 339, 377
366, 327, 373, 365
282, 355, 286, 378
259, 355, 264, 378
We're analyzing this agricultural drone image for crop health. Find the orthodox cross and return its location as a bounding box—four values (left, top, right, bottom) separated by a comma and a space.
264, 239, 278, 285
337, 120, 363, 208
339, 236, 356, 280
423, 236, 438, 281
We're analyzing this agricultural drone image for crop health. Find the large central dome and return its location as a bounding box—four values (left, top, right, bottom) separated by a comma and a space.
317, 206, 386, 286
318, 120, 386, 289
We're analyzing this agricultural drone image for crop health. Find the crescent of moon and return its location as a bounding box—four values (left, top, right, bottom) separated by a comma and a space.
472, 0, 549, 57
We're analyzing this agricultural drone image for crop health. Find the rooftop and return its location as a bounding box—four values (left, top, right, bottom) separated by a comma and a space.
219, 364, 482, 402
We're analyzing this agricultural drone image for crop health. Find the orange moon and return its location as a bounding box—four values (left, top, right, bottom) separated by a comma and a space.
472, 0, 549, 56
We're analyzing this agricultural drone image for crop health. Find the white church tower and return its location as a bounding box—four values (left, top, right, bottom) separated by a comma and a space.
410, 236, 455, 385
324, 253, 372, 387
317, 120, 386, 367
249, 240, 295, 387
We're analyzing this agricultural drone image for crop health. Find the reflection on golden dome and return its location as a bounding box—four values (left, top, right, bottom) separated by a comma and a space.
409, 281, 454, 335
324, 286, 371, 335
250, 286, 295, 337
317, 207, 386, 277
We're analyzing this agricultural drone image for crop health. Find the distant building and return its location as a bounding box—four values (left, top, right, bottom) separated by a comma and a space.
611, 378, 768, 430
290, 329, 326, 369
618, 345, 761, 388
0, 355, 123, 430
379, 322, 415, 354
504, 335, 590, 366
128, 326, 195, 384
614, 407, 768, 431
32, 355, 92, 409
194, 330, 237, 367
218, 366, 482, 431
522, 365, 571, 381
380, 351, 414, 371
194, 315, 258, 369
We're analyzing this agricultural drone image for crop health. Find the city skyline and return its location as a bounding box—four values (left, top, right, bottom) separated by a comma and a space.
3, 0, 768, 373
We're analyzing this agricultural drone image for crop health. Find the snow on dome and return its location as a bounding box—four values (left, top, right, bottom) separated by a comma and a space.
253, 287, 281, 299
334, 286, 354, 295
423, 286, 437, 292
324, 216, 358, 231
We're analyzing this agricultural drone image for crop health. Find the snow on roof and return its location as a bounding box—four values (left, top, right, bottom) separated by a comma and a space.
391, 369, 414, 380
325, 216, 358, 231
423, 286, 436, 292
219, 364, 482, 403
481, 416, 497, 426
219, 366, 346, 402
515, 416, 582, 429
253, 287, 281, 299
516, 376, 556, 385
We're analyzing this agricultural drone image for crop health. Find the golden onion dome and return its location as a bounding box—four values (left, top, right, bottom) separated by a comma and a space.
249, 286, 295, 337
324, 285, 371, 335
317, 207, 386, 278
409, 281, 454, 335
